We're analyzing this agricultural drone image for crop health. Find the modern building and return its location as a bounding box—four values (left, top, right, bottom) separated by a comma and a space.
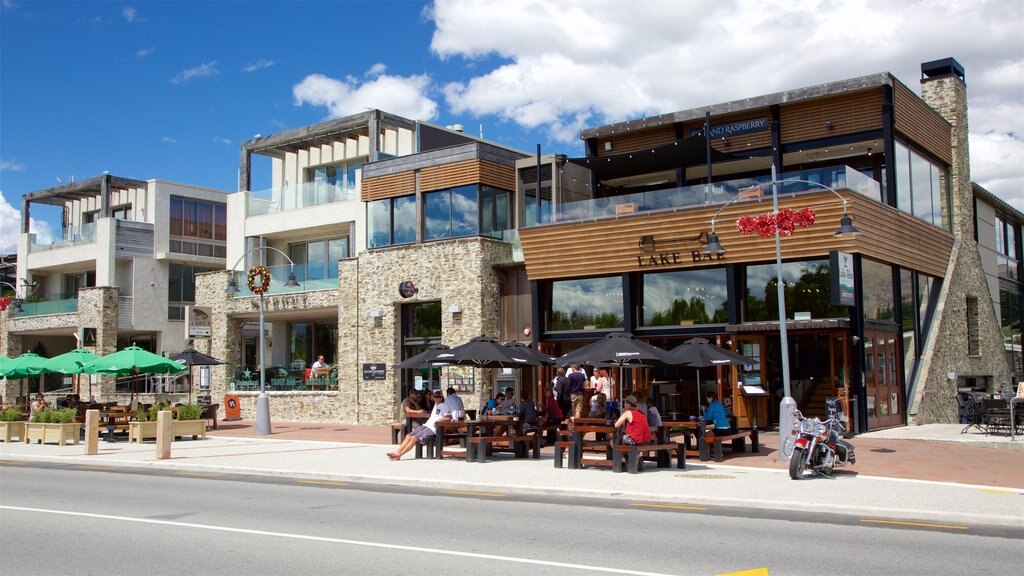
0, 175, 229, 400
194, 110, 530, 423
515, 57, 1007, 431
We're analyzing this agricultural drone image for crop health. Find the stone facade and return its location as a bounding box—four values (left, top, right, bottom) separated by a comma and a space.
194, 237, 511, 424
911, 70, 1010, 424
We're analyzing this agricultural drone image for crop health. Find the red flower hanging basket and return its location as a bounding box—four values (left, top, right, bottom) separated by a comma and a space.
737, 207, 815, 238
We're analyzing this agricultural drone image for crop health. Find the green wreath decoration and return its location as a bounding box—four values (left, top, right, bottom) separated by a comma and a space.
247, 265, 271, 295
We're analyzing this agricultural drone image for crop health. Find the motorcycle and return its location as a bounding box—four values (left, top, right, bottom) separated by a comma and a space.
785, 402, 856, 479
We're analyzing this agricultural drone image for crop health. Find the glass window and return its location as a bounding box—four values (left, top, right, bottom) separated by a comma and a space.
480, 185, 510, 236
328, 238, 347, 272
412, 302, 442, 338
167, 263, 216, 318
215, 205, 227, 241
307, 240, 326, 281
642, 269, 728, 326
197, 202, 213, 239
393, 196, 416, 245
169, 196, 226, 243
895, 142, 912, 215
861, 258, 895, 322
367, 199, 393, 248
900, 269, 916, 383
918, 274, 939, 340
425, 190, 451, 240
183, 200, 198, 236
170, 197, 183, 236
451, 185, 478, 238
744, 260, 847, 321
910, 152, 933, 225
550, 276, 623, 331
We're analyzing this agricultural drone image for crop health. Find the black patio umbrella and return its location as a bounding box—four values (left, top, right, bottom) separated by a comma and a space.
501, 341, 555, 366
556, 332, 680, 400
169, 347, 226, 403
434, 336, 543, 405
669, 337, 752, 411
393, 344, 451, 369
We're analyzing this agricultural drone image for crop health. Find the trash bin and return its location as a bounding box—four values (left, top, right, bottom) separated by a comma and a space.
224, 395, 242, 421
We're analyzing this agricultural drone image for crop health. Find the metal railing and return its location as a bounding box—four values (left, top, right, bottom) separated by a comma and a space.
227, 263, 339, 297
245, 181, 359, 217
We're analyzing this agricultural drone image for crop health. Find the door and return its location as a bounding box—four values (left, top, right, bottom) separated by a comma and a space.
864, 328, 904, 428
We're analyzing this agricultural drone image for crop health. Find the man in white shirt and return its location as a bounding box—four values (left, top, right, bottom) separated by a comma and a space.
445, 387, 466, 420
311, 355, 328, 370
388, 399, 452, 460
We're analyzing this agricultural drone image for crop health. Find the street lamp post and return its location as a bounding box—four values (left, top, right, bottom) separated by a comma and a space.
225, 245, 300, 435
706, 164, 859, 460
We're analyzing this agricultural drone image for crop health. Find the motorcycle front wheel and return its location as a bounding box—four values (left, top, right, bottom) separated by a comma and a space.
789, 447, 806, 480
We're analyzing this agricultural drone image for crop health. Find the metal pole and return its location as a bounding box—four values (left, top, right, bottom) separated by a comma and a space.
774, 163, 797, 459
255, 289, 271, 434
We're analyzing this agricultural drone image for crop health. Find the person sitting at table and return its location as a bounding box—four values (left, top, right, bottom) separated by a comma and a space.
311, 355, 329, 370
702, 391, 734, 434
517, 389, 540, 432
388, 396, 453, 461
642, 392, 663, 429
590, 392, 608, 420
445, 387, 466, 420
400, 390, 428, 424
482, 392, 504, 416
539, 387, 564, 446
614, 395, 651, 445
29, 393, 47, 421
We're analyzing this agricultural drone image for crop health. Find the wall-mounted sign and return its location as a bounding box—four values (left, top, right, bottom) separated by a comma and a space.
398, 281, 418, 299
636, 232, 722, 267
186, 306, 212, 338
82, 328, 97, 347
829, 250, 856, 306
363, 363, 386, 380
689, 117, 770, 139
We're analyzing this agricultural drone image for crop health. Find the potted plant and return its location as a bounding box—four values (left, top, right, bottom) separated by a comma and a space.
25, 407, 80, 445
172, 403, 207, 439
0, 406, 27, 442
128, 402, 206, 443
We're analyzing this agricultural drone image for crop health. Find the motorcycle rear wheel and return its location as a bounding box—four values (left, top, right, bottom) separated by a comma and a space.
789, 447, 806, 480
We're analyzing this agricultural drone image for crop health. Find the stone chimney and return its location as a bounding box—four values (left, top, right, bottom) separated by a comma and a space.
919, 57, 972, 240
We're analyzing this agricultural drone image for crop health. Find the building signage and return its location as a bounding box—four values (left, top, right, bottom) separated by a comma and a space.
689, 117, 770, 139
829, 250, 856, 306
186, 306, 212, 338
362, 363, 386, 380
398, 281, 418, 299
82, 327, 97, 347
636, 233, 723, 267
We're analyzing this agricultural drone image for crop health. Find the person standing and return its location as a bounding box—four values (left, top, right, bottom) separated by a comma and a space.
553, 368, 572, 423
567, 364, 587, 420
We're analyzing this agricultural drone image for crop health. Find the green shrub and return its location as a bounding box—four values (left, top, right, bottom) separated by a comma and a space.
32, 407, 52, 423
138, 402, 169, 422
51, 408, 77, 424
176, 403, 205, 421
0, 406, 24, 422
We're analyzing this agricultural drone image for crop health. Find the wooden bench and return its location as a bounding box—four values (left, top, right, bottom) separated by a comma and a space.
467, 434, 537, 462
432, 421, 470, 460
565, 424, 616, 469
611, 429, 685, 473
391, 422, 405, 444
703, 428, 760, 462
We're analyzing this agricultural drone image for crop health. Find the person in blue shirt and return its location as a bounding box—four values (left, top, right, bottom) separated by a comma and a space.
702, 391, 733, 433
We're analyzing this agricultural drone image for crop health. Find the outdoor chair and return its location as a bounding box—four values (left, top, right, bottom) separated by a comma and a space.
956, 393, 984, 433
981, 398, 1012, 435
201, 403, 219, 430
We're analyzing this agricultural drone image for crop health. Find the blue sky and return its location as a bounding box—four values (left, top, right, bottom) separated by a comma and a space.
2, 0, 1022, 253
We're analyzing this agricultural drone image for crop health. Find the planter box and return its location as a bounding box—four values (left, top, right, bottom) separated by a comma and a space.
25, 422, 80, 446
128, 419, 207, 443
1, 421, 27, 442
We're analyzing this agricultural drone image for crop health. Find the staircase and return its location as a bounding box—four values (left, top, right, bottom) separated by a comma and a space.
801, 381, 837, 419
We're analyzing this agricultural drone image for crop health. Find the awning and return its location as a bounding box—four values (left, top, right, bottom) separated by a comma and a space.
566, 136, 745, 182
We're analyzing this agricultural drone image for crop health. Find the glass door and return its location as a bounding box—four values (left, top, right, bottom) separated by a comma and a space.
864, 328, 904, 428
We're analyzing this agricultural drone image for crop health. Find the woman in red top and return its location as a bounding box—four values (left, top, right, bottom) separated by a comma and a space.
614, 395, 651, 445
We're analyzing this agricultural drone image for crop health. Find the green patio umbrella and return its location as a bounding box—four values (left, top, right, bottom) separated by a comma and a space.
1, 352, 49, 399
84, 346, 186, 403
43, 348, 101, 399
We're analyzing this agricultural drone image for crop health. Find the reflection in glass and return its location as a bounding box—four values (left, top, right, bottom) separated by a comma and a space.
550, 277, 623, 330
744, 260, 848, 321
900, 269, 916, 384
642, 268, 728, 326
367, 199, 392, 248
425, 190, 451, 240
393, 196, 416, 245
861, 258, 895, 322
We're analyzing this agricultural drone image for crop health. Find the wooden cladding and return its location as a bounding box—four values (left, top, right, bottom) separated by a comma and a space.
519, 190, 952, 280
598, 125, 676, 157
893, 82, 953, 165
361, 171, 415, 202
361, 159, 515, 202
779, 90, 884, 145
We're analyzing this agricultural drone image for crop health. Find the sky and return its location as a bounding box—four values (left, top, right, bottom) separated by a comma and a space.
1, 0, 1022, 254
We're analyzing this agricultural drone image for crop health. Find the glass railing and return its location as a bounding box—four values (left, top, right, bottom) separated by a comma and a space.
28, 222, 97, 252
230, 367, 339, 391
245, 181, 359, 216
482, 228, 524, 262
228, 263, 338, 297
16, 293, 79, 316
537, 165, 880, 227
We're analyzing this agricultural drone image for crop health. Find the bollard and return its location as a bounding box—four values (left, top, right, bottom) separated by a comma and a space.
85, 409, 99, 455
156, 410, 173, 459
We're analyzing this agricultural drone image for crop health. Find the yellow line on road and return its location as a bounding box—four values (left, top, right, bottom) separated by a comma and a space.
297, 480, 348, 487
861, 519, 967, 530
0, 461, 26, 465
78, 466, 115, 471
440, 490, 505, 498
175, 471, 223, 477
979, 489, 1016, 495
716, 568, 769, 576
631, 503, 708, 511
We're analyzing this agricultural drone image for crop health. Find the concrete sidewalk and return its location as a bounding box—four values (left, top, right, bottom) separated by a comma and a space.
2, 422, 1022, 528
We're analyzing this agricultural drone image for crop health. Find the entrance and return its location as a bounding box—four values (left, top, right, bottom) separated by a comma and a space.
864, 328, 903, 428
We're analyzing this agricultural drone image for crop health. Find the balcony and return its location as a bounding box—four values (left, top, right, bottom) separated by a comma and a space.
15, 293, 79, 317
29, 222, 97, 253
228, 263, 338, 297
533, 165, 880, 227
246, 181, 358, 217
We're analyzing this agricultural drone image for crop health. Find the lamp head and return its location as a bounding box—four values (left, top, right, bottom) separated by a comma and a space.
11, 299, 23, 314
704, 231, 726, 255
225, 277, 240, 294
834, 214, 860, 237
284, 272, 300, 288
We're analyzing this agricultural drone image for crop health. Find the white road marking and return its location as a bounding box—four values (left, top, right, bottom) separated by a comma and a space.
1, 505, 679, 576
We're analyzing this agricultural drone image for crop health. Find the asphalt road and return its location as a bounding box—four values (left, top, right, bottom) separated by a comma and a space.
1, 464, 1021, 576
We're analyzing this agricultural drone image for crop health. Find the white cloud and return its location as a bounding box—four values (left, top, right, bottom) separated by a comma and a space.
170, 61, 219, 84
243, 59, 277, 73
293, 69, 438, 121
0, 194, 53, 254
1, 158, 26, 172
212, 136, 231, 145
122, 6, 139, 23
428, 0, 1024, 205
136, 47, 154, 59
160, 136, 176, 144
366, 63, 387, 78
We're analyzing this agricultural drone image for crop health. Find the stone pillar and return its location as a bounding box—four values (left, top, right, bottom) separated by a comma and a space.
195, 270, 238, 407
337, 258, 360, 422
77, 286, 119, 400
0, 308, 22, 402
920, 62, 972, 241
